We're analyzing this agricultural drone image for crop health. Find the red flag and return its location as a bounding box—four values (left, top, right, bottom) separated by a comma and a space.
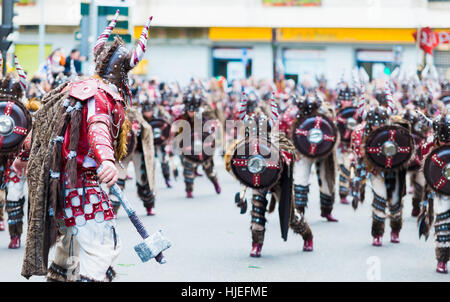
413, 27, 439, 54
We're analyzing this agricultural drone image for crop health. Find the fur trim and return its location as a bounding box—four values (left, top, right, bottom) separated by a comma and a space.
436, 247, 449, 263
0, 74, 23, 100
371, 219, 385, 237
115, 118, 131, 162
251, 229, 265, 244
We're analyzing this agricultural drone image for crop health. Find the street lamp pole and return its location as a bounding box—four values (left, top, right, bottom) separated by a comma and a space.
38, 0, 45, 66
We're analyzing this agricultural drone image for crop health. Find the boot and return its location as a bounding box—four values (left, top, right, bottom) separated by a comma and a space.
0, 220, 4, 231
436, 262, 448, 274
8, 236, 20, 249
372, 236, 382, 247
321, 210, 338, 222
303, 238, 313, 252
165, 179, 172, 188
250, 242, 262, 257
390, 231, 400, 243
213, 181, 221, 194
340, 196, 349, 205
146, 207, 155, 216
186, 191, 193, 199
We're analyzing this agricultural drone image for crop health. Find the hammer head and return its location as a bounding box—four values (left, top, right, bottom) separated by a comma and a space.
134, 230, 171, 263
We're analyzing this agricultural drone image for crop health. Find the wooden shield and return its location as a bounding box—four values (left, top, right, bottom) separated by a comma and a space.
336, 107, 361, 143
183, 131, 215, 163
148, 118, 171, 146
365, 125, 414, 171
0, 99, 32, 154
293, 114, 337, 159
423, 145, 450, 196
230, 138, 282, 189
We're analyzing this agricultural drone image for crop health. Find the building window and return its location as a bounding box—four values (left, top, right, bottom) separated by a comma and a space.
212, 48, 252, 81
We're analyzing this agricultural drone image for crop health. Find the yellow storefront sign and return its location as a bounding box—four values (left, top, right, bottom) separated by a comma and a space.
209, 27, 272, 41
278, 28, 417, 44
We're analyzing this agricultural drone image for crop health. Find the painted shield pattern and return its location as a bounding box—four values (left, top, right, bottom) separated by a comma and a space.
293, 114, 337, 158
0, 99, 32, 154
230, 138, 282, 189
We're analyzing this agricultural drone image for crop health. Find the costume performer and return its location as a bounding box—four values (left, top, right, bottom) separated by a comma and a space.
225, 92, 313, 257
416, 111, 450, 274
174, 86, 221, 198
351, 82, 414, 246
108, 101, 156, 216
19, 11, 153, 281
287, 93, 340, 222
0, 56, 32, 249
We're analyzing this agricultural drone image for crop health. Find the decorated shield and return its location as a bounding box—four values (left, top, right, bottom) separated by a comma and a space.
230, 138, 282, 189
423, 145, 450, 196
408, 132, 425, 171
293, 114, 337, 158
0, 99, 32, 154
336, 107, 361, 143
365, 125, 414, 171
182, 131, 215, 163
148, 118, 171, 146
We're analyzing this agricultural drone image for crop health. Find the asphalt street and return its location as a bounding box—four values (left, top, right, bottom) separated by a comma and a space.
0, 155, 448, 282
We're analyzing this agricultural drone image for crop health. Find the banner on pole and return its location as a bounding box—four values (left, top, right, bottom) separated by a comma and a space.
413, 27, 450, 54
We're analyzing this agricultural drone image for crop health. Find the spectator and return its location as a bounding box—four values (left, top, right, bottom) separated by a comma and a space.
64, 48, 86, 76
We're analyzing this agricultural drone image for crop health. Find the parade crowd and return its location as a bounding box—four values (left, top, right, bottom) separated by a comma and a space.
0, 11, 448, 281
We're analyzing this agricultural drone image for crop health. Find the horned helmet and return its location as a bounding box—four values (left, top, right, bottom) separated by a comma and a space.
294, 91, 322, 119
93, 10, 152, 108
357, 82, 394, 132
183, 85, 204, 113
0, 55, 28, 102
336, 85, 357, 109
238, 91, 278, 139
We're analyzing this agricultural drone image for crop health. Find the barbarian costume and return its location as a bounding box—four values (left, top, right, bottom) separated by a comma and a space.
225, 92, 313, 257
403, 93, 433, 217
20, 11, 153, 281
174, 86, 221, 198
350, 82, 414, 247
288, 92, 340, 222
0, 56, 32, 249
335, 84, 361, 205
415, 111, 450, 274
108, 99, 156, 216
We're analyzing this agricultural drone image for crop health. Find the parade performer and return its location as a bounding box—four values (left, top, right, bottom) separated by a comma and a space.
287, 92, 340, 222
174, 86, 221, 198
351, 82, 414, 246
108, 92, 156, 216
404, 93, 433, 217
335, 84, 361, 205
225, 92, 313, 257
0, 56, 32, 248
18, 11, 153, 281
141, 90, 173, 188
416, 111, 450, 274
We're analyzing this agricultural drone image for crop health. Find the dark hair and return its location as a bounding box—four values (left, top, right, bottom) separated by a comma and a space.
71, 49, 80, 54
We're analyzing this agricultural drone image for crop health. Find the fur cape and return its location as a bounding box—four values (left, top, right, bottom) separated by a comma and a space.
126, 107, 155, 192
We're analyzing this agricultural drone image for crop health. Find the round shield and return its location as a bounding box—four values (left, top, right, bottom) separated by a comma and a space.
293, 114, 337, 158
365, 125, 414, 171
0, 99, 32, 154
336, 107, 361, 143
182, 131, 215, 163
148, 118, 171, 146
424, 145, 450, 196
230, 138, 282, 189
408, 132, 425, 171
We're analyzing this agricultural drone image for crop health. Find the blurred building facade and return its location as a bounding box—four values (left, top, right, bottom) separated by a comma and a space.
8, 0, 450, 86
